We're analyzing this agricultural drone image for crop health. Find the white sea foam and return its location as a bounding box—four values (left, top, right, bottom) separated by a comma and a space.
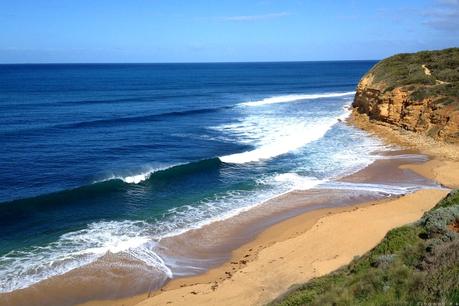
239, 91, 355, 107
99, 171, 155, 184
100, 164, 176, 184
318, 181, 424, 195
121, 172, 152, 184
377, 154, 428, 161
273, 173, 324, 190
0, 221, 172, 293
219, 112, 349, 164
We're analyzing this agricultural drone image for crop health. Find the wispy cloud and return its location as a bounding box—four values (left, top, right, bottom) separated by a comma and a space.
422, 0, 459, 32
437, 0, 459, 4
218, 12, 290, 22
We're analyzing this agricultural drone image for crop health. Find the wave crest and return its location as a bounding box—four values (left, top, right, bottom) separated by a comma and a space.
239, 91, 355, 107
105, 169, 160, 184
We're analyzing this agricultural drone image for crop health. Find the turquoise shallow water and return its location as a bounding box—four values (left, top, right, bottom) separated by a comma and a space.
0, 61, 409, 293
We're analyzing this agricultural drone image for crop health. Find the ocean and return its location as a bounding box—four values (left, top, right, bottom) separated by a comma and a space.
0, 61, 410, 295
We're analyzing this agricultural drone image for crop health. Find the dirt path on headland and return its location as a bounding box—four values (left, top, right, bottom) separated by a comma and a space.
422, 64, 449, 85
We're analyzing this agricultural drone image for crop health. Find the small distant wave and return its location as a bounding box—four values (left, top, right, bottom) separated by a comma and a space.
60, 106, 233, 129
2, 106, 234, 137
60, 93, 209, 106
102, 167, 170, 184
239, 91, 355, 107
99, 158, 222, 185
1, 159, 223, 207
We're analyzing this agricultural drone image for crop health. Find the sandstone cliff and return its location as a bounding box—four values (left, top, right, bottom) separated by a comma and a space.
352, 48, 459, 143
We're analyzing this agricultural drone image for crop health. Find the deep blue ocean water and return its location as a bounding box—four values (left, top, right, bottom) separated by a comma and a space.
0, 61, 392, 292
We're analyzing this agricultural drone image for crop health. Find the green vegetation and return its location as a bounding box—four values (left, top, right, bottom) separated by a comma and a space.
368, 48, 459, 106
270, 190, 459, 306
370, 48, 459, 89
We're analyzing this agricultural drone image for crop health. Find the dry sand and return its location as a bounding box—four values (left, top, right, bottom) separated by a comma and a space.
78, 112, 459, 306
401, 160, 459, 189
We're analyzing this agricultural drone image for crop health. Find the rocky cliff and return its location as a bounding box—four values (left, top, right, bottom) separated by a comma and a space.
352, 48, 459, 143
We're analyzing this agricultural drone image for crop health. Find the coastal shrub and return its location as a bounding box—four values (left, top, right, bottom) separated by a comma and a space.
433, 189, 459, 209
419, 205, 459, 240
436, 68, 459, 82
371, 254, 395, 268
270, 190, 459, 306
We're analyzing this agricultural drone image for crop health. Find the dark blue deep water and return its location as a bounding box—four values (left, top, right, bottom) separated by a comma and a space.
0, 61, 383, 292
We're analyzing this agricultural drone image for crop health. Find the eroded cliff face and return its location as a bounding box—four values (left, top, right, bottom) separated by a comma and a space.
352, 72, 459, 144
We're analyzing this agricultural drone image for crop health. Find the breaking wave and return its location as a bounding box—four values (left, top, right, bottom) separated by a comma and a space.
219, 110, 350, 164
239, 91, 355, 107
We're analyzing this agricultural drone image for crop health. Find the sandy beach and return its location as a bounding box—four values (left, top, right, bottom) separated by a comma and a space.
130, 189, 448, 306
72, 113, 459, 306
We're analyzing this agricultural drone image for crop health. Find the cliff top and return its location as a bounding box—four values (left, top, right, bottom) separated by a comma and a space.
366, 48, 459, 107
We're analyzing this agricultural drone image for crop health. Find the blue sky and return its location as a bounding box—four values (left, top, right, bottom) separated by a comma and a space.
0, 0, 458, 63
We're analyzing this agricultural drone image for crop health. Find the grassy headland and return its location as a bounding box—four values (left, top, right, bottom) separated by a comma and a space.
368, 48, 459, 104
352, 48, 459, 143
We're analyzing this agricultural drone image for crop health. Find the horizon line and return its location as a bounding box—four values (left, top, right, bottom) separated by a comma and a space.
0, 59, 380, 65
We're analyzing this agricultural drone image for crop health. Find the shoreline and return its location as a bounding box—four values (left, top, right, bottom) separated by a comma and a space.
76, 116, 459, 306
132, 189, 448, 306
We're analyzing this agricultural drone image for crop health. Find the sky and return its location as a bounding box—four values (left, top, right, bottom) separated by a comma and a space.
0, 0, 458, 63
